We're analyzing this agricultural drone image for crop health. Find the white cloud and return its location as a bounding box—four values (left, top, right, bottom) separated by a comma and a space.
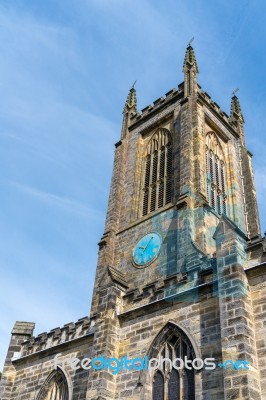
8, 181, 104, 219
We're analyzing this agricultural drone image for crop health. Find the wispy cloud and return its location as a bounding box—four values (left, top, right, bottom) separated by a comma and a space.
8, 181, 104, 219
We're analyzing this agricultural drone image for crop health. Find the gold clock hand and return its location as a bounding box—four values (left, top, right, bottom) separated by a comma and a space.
143, 236, 153, 252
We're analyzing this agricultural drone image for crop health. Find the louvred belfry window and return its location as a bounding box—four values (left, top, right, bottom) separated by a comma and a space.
205, 132, 227, 215
142, 129, 172, 216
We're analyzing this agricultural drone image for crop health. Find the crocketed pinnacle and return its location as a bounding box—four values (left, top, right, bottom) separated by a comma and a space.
183, 45, 199, 73
123, 83, 137, 114
230, 95, 244, 122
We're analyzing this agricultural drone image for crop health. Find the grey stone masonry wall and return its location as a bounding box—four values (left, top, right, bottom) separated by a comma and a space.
248, 263, 266, 399
9, 336, 93, 400
0, 322, 35, 400
86, 286, 123, 400
90, 136, 129, 317
0, 318, 94, 400
247, 238, 266, 399
114, 260, 224, 400
215, 218, 262, 399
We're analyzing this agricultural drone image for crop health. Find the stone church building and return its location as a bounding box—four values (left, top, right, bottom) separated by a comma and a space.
1, 45, 266, 400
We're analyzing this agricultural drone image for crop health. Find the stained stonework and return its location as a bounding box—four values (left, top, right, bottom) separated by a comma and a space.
0, 45, 265, 400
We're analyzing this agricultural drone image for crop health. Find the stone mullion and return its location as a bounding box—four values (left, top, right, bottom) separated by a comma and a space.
47, 387, 52, 400
180, 369, 185, 400
164, 373, 169, 400
51, 384, 57, 400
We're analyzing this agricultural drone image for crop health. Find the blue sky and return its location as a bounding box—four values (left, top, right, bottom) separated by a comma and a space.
0, 0, 266, 369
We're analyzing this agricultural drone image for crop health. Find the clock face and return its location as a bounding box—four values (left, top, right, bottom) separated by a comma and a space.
132, 232, 162, 267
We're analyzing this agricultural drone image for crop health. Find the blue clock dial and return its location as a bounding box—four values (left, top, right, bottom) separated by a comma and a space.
132, 232, 161, 267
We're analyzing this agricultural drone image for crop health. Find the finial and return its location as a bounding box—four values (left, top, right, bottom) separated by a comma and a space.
187, 37, 194, 47
123, 83, 137, 115
232, 88, 239, 97
183, 42, 198, 73
230, 89, 244, 123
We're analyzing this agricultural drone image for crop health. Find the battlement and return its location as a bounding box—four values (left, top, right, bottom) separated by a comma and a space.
129, 84, 183, 124
198, 88, 231, 124
19, 316, 93, 357
121, 263, 215, 316
128, 82, 235, 133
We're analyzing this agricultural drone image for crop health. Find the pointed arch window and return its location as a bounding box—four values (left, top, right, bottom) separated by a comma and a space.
37, 368, 69, 400
206, 132, 227, 215
142, 128, 172, 216
151, 333, 196, 400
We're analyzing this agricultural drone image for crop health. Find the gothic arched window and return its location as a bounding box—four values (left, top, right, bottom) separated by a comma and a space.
151, 333, 196, 400
142, 128, 172, 216
205, 132, 227, 215
37, 368, 69, 400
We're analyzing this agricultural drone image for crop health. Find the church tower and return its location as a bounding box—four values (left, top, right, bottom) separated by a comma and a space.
1, 44, 266, 400
86, 45, 265, 399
